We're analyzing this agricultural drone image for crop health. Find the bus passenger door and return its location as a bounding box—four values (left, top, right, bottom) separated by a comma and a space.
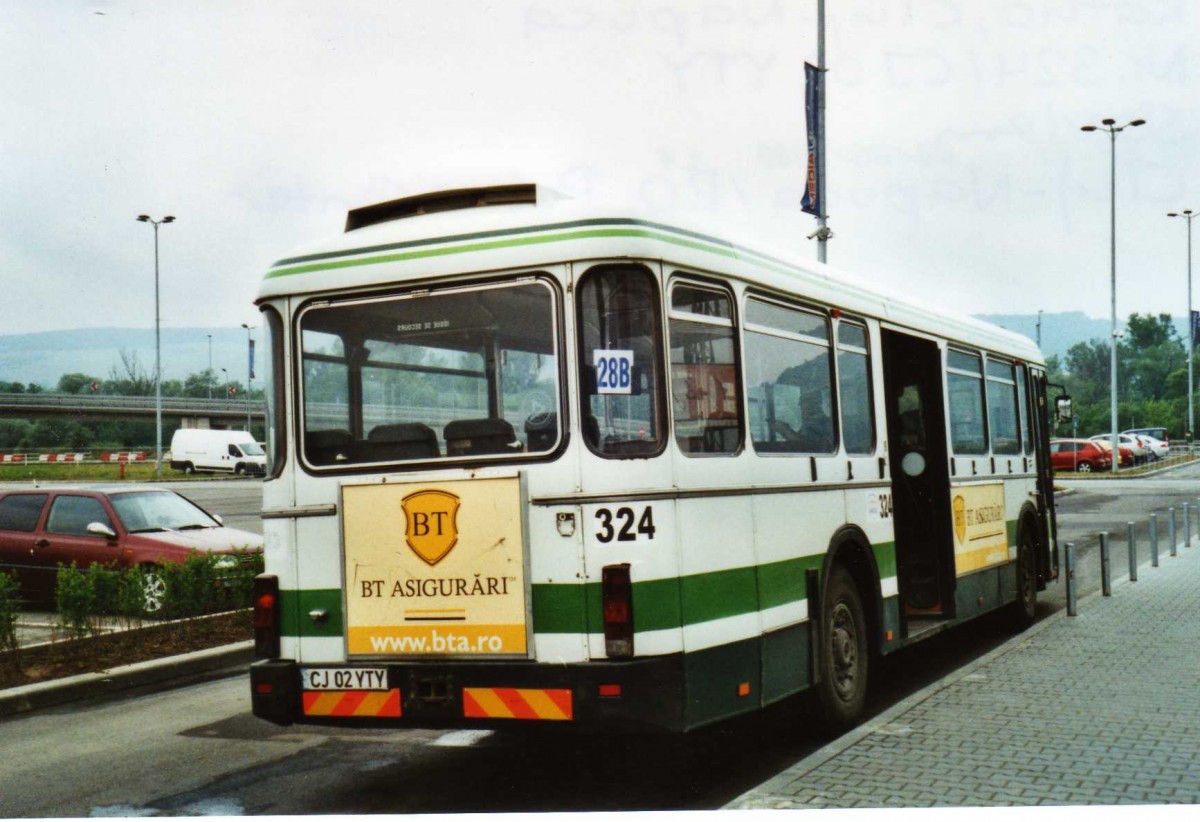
881, 331, 956, 621
1029, 370, 1060, 582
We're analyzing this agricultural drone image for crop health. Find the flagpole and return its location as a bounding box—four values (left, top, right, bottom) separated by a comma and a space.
816, 0, 828, 263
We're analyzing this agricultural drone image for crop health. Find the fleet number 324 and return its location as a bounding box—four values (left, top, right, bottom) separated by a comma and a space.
594, 506, 656, 543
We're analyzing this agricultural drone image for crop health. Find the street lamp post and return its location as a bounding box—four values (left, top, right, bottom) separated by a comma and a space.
207, 333, 213, 399
136, 214, 175, 478
1080, 117, 1146, 471
241, 323, 255, 432
1169, 209, 1197, 447
221, 368, 229, 400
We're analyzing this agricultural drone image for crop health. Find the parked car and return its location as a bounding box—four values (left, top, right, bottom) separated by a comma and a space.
1126, 433, 1169, 461
1090, 433, 1147, 465
1123, 427, 1169, 447
1049, 439, 1113, 473
0, 485, 263, 610
1093, 440, 1135, 467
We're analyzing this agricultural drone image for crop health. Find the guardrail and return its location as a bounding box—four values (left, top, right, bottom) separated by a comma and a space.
0, 451, 148, 464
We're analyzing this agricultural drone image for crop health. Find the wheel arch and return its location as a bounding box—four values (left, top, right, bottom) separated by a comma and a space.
820, 525, 884, 656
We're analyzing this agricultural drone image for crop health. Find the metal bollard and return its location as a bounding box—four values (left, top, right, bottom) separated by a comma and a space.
1066, 542, 1077, 617
1151, 512, 1159, 567
1128, 521, 1137, 582
1100, 532, 1112, 596
1186, 502, 1192, 548
1170, 507, 1178, 557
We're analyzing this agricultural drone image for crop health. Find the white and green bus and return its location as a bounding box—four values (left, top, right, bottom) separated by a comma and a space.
250, 184, 1060, 733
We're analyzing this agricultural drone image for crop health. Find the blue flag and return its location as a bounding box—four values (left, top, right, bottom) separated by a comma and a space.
248, 338, 256, 381
801, 62, 823, 216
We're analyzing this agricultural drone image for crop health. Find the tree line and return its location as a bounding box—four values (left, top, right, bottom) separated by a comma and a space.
1047, 312, 1194, 440
0, 351, 263, 452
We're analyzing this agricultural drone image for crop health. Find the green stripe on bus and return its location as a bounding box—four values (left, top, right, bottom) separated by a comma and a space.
266, 226, 757, 280
281, 542, 897, 638
280, 588, 343, 637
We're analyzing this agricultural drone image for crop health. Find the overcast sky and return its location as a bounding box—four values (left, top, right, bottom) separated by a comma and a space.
4, 0, 1200, 338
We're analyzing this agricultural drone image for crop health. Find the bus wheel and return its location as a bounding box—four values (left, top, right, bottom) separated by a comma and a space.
183, 463, 195, 475
816, 564, 869, 731
1008, 527, 1038, 630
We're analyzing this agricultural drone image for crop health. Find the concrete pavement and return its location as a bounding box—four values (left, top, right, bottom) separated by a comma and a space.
727, 534, 1200, 808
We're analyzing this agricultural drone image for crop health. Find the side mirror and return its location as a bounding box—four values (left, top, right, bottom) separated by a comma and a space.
1055, 395, 1072, 425
212, 514, 224, 526
87, 522, 117, 540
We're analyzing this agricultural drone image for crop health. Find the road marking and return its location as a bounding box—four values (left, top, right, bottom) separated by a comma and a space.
429, 729, 493, 747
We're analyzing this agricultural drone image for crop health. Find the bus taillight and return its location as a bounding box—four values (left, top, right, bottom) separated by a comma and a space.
602, 564, 634, 659
253, 574, 281, 659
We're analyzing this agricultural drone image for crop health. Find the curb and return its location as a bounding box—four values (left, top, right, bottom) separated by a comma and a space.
0, 640, 253, 719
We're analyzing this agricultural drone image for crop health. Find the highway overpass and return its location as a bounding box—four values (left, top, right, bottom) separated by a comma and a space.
0, 393, 264, 426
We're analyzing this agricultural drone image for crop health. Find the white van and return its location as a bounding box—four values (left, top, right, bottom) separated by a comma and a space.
169, 429, 266, 476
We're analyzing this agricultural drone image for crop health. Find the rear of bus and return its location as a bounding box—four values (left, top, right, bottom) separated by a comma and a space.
250, 191, 677, 732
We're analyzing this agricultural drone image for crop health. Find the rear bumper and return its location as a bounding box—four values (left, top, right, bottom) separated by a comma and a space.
251, 655, 686, 733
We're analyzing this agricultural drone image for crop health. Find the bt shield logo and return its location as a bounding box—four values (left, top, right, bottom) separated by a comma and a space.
953, 494, 967, 545
402, 489, 461, 566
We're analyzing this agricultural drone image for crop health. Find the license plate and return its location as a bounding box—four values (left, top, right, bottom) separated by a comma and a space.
301, 667, 388, 691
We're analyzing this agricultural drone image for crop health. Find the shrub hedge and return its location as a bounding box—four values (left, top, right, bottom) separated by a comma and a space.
51, 553, 263, 641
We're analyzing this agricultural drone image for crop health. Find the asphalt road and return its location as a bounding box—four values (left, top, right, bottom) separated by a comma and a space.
5, 467, 1200, 814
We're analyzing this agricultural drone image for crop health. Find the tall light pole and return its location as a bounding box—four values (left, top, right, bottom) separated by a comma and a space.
1080, 117, 1146, 471
241, 323, 255, 432
207, 333, 213, 399
1169, 209, 1197, 445
136, 214, 175, 478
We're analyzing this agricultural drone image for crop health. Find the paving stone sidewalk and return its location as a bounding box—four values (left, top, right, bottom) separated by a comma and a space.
727, 544, 1200, 809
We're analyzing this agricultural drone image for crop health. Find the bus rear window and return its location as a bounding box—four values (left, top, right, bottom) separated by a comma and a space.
298, 279, 561, 469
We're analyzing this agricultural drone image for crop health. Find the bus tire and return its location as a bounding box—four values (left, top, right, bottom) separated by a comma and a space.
183, 462, 195, 475
816, 564, 869, 731
1008, 524, 1038, 630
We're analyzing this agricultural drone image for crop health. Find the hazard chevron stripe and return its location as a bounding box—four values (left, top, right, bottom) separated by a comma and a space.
462, 687, 573, 721
303, 689, 402, 718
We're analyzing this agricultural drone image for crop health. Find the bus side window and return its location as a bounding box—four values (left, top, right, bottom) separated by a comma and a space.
744, 297, 836, 455
668, 280, 742, 455
836, 320, 875, 455
576, 264, 666, 458
947, 349, 988, 455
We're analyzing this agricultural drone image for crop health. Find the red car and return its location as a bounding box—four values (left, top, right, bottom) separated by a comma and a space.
1049, 439, 1113, 473
0, 485, 263, 610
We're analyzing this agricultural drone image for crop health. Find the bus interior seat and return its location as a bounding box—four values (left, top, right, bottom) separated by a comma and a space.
306, 429, 353, 465
367, 422, 440, 460
444, 418, 522, 456
523, 411, 558, 452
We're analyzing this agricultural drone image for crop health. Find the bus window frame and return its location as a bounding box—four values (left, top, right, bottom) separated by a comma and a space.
260, 304, 287, 480
292, 273, 568, 475
742, 292, 839, 457
833, 315, 877, 456
575, 262, 669, 460
984, 355, 1022, 456
666, 274, 744, 458
946, 347, 989, 456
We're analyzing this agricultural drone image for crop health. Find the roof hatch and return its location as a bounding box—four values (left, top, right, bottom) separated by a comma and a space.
344, 183, 538, 232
